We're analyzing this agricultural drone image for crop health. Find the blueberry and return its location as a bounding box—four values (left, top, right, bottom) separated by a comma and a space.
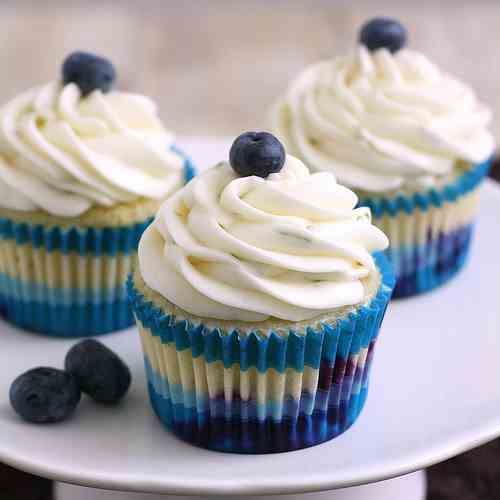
65, 340, 131, 404
229, 131, 286, 178
62, 51, 116, 97
359, 18, 407, 53
10, 367, 81, 424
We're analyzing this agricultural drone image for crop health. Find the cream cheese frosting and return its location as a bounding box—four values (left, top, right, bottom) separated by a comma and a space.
0, 82, 185, 217
138, 155, 389, 322
272, 46, 495, 194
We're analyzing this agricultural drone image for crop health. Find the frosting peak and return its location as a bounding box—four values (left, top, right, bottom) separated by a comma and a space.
139, 155, 389, 322
0, 82, 185, 217
272, 46, 494, 193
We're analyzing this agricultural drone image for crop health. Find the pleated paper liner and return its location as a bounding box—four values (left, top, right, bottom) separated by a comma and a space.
128, 252, 395, 454
0, 219, 149, 336
0, 147, 196, 337
358, 158, 491, 298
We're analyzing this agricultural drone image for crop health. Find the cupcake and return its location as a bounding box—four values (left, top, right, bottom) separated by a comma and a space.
271, 18, 495, 298
128, 132, 394, 453
0, 52, 195, 337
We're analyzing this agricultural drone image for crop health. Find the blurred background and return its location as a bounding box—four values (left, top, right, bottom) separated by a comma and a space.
1, 1, 499, 499
1, 0, 499, 141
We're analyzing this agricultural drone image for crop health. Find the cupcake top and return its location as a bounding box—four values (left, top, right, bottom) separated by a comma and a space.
271, 18, 495, 194
138, 132, 389, 323
0, 52, 185, 218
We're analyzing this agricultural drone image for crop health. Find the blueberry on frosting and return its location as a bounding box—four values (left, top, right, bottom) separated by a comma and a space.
62, 51, 116, 97
359, 18, 407, 53
229, 131, 285, 178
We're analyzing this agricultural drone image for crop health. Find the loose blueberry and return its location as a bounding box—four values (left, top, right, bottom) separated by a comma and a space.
62, 51, 116, 97
65, 340, 131, 404
10, 367, 81, 424
229, 131, 286, 178
359, 18, 407, 53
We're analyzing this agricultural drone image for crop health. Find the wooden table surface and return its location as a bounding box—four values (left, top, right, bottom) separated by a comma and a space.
1, 1, 499, 498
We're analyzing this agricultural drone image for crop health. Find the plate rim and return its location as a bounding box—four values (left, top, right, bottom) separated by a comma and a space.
0, 160, 499, 495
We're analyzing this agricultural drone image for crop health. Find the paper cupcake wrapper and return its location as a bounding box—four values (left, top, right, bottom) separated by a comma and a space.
171, 145, 196, 184
358, 159, 491, 298
0, 145, 196, 337
128, 252, 395, 454
0, 219, 150, 337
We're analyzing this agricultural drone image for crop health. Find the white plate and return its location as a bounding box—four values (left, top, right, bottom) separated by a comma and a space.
0, 139, 499, 496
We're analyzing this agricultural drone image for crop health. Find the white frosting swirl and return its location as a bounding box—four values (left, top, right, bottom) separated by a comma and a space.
139, 156, 388, 322
0, 82, 185, 217
272, 46, 495, 193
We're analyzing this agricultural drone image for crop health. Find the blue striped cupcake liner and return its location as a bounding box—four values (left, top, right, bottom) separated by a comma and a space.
173, 145, 196, 185
390, 224, 473, 298
128, 252, 395, 454
0, 146, 196, 337
358, 159, 491, 298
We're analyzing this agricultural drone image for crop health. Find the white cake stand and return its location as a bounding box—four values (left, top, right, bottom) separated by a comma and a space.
0, 139, 499, 500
